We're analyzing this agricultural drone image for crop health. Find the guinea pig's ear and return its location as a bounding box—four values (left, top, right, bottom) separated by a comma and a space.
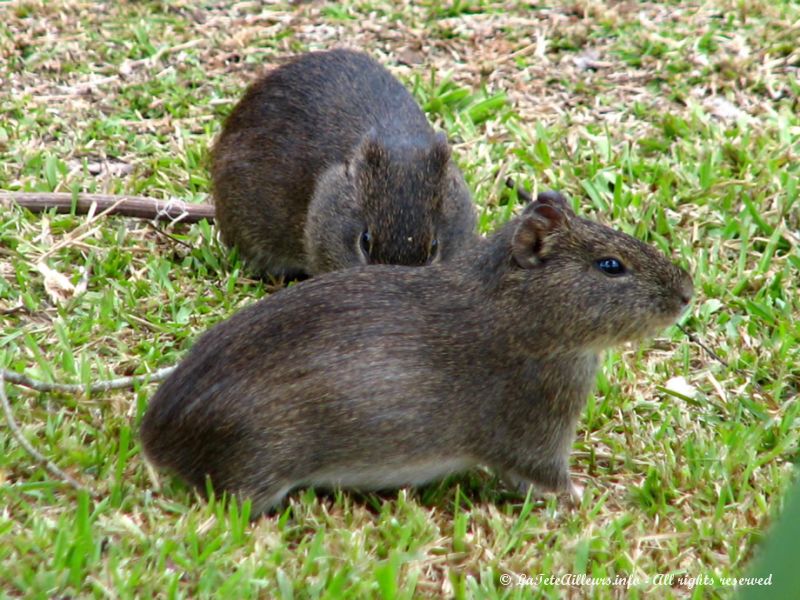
348, 128, 384, 178
429, 131, 452, 172
511, 202, 567, 268
361, 128, 385, 165
535, 190, 575, 217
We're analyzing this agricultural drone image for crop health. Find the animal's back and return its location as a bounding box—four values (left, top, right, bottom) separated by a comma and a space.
139, 267, 454, 492
222, 50, 433, 152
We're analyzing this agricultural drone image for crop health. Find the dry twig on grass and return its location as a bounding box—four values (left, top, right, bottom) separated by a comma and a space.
0, 191, 215, 224
0, 372, 96, 496
1, 366, 176, 394
1, 367, 176, 496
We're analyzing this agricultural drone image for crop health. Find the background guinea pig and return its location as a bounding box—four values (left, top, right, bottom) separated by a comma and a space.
211, 49, 477, 278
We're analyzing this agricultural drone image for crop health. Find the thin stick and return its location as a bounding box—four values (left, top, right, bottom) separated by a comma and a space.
1, 192, 216, 224
125, 38, 204, 71
0, 372, 94, 494
147, 222, 195, 250
2, 366, 176, 394
677, 323, 776, 405
677, 324, 729, 368
35, 196, 141, 263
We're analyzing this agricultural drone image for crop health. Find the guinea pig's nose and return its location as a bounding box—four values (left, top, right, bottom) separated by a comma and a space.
679, 272, 694, 305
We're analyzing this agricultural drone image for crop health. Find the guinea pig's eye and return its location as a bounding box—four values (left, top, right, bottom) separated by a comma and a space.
429, 238, 439, 260
596, 257, 626, 276
359, 230, 371, 258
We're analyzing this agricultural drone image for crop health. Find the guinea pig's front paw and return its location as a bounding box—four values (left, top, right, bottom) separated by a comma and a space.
501, 472, 534, 497
502, 471, 582, 507
565, 479, 584, 506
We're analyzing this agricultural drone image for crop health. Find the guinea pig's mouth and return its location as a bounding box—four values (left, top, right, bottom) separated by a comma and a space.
631, 301, 691, 341
654, 304, 690, 331
676, 295, 693, 320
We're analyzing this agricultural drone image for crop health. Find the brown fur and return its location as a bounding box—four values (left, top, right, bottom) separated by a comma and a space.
211, 49, 476, 277
140, 192, 693, 516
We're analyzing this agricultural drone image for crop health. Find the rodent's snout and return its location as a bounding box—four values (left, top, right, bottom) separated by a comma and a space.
677, 270, 694, 307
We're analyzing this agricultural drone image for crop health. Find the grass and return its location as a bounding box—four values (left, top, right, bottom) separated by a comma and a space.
1, 0, 798, 597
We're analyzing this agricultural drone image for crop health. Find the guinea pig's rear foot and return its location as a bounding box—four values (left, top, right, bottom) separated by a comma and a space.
247, 481, 294, 519
258, 267, 309, 285
503, 463, 579, 504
